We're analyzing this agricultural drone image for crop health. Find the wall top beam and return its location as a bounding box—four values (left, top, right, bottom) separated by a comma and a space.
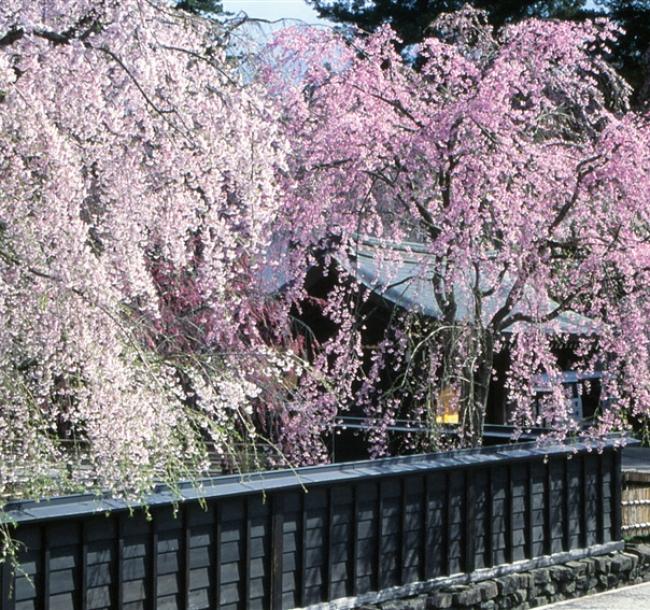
2, 436, 634, 526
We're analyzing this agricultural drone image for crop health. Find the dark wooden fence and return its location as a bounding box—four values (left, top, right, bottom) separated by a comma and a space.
0, 439, 624, 610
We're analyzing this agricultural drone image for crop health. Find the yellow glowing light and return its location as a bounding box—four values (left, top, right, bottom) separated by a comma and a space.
435, 386, 460, 425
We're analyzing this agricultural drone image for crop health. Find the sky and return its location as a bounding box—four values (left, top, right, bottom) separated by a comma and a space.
223, 1, 327, 24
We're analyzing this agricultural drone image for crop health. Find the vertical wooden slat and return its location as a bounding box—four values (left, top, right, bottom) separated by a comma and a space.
563, 457, 571, 552
149, 514, 158, 610
299, 493, 307, 607
182, 505, 190, 610
376, 481, 384, 591
525, 462, 534, 560
326, 488, 334, 602
444, 472, 452, 576
464, 470, 475, 574
351, 485, 359, 597
486, 467, 494, 567
399, 478, 407, 585
213, 502, 221, 610
580, 454, 588, 549
80, 521, 87, 610
41, 525, 50, 610
612, 449, 623, 541
544, 458, 552, 556
597, 453, 605, 544
115, 515, 124, 610
505, 465, 514, 564
422, 475, 431, 580
270, 495, 284, 610
244, 498, 251, 610
1, 546, 13, 610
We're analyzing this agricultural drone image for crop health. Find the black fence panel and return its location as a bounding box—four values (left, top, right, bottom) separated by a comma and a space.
0, 439, 627, 610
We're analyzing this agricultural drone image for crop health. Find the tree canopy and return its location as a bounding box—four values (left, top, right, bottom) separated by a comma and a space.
267, 6, 650, 452
0, 0, 305, 500
175, 0, 223, 16
1, 0, 649, 506
308, 0, 650, 105
309, 1, 585, 45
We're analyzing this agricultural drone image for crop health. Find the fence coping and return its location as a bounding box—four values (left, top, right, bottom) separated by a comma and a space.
2, 435, 634, 526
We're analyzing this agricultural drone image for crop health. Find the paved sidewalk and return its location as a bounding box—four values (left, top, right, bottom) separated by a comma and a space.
544, 582, 650, 609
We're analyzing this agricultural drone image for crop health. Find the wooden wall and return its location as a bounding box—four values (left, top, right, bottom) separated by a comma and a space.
0, 443, 623, 610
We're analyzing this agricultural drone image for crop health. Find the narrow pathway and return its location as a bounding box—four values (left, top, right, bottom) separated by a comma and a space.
544, 582, 650, 609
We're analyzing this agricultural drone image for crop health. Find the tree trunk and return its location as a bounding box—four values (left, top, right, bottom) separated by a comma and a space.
460, 330, 494, 446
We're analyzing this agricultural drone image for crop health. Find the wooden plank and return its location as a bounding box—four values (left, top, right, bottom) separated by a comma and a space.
113, 515, 123, 610
326, 488, 334, 602
1, 546, 13, 610
612, 449, 623, 541
598, 454, 605, 544
544, 460, 552, 556
80, 521, 87, 610
422, 475, 431, 579
525, 462, 534, 559
182, 505, 190, 610
299, 493, 306, 607
244, 498, 251, 610
149, 515, 158, 610
399, 478, 407, 585
580, 455, 588, 549
486, 467, 494, 567
506, 465, 513, 564
351, 485, 359, 596
444, 472, 452, 575
42, 525, 50, 610
464, 470, 475, 573
376, 481, 383, 590
270, 496, 283, 610
213, 502, 221, 610
563, 457, 570, 552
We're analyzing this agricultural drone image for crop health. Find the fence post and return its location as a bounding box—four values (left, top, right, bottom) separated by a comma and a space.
212, 502, 221, 610
505, 465, 514, 564
376, 481, 384, 590
422, 475, 431, 580
444, 472, 452, 575
597, 453, 605, 544
612, 448, 623, 541
80, 521, 88, 610
464, 470, 475, 573
486, 467, 494, 568
580, 454, 588, 549
351, 485, 359, 596
182, 506, 190, 610
270, 495, 284, 610
399, 478, 407, 585
1, 553, 14, 610
544, 459, 552, 556
525, 461, 534, 559
326, 488, 334, 601
41, 525, 50, 610
149, 514, 158, 610
244, 498, 251, 609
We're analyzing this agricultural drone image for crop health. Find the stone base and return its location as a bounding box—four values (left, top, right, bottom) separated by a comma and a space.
356, 544, 650, 610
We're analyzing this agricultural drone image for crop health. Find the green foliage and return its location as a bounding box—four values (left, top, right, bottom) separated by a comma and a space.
175, 0, 223, 16
597, 1, 650, 106
308, 0, 650, 105
308, 1, 586, 46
